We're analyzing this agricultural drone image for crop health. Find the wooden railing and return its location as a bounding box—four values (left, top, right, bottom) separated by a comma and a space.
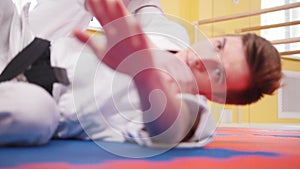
194, 2, 300, 59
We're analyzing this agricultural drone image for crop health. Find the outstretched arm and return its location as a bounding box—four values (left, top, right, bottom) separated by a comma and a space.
74, 0, 197, 144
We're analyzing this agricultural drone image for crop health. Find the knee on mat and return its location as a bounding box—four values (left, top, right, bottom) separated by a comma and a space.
0, 82, 59, 146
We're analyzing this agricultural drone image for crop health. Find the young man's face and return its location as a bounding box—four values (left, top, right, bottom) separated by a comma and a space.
176, 36, 251, 103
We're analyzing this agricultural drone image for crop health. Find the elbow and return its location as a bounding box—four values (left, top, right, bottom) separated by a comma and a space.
149, 131, 186, 146
145, 118, 190, 145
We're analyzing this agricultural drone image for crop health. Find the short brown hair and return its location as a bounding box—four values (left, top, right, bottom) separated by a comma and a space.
225, 33, 282, 105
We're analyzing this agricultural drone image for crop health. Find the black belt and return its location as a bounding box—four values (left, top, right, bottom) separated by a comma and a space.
0, 37, 70, 95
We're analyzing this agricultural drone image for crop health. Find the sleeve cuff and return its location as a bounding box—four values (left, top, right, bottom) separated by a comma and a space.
127, 0, 163, 14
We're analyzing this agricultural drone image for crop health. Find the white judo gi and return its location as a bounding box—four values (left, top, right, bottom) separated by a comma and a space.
0, 0, 216, 147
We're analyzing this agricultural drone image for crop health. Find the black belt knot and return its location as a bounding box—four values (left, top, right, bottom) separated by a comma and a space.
0, 37, 70, 95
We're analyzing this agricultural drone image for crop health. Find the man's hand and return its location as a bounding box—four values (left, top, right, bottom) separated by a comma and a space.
74, 0, 155, 77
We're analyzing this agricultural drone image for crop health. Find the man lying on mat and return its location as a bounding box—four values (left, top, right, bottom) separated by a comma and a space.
0, 0, 281, 148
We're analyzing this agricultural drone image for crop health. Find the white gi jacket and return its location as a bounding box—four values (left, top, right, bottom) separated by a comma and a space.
0, 0, 216, 148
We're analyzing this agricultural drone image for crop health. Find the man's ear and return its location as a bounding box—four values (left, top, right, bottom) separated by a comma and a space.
200, 59, 222, 73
